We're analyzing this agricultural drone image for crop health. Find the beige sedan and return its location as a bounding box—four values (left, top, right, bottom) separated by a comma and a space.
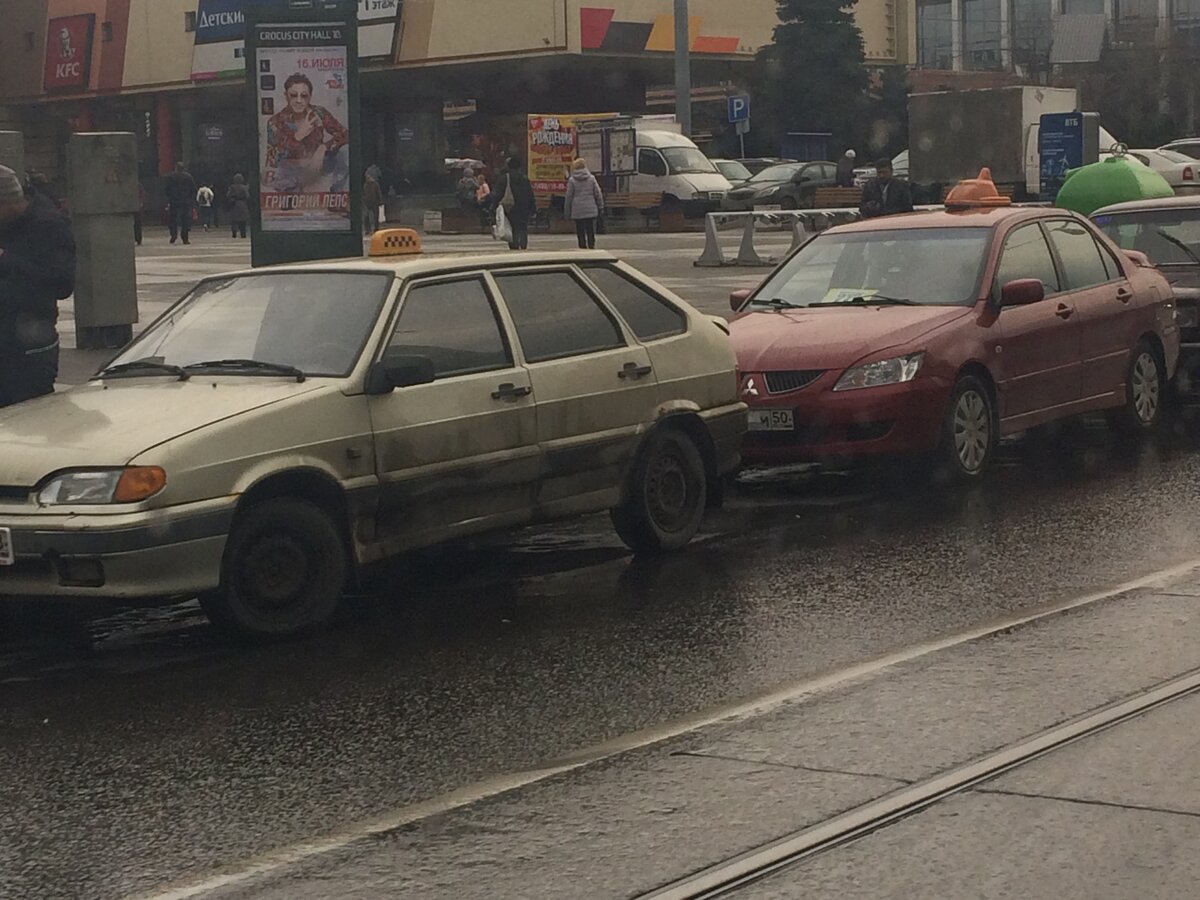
0, 234, 745, 637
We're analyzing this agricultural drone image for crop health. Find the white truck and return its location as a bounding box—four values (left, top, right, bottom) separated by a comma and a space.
908, 86, 1115, 200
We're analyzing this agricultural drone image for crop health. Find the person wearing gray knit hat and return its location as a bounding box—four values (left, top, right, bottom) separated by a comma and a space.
0, 164, 75, 406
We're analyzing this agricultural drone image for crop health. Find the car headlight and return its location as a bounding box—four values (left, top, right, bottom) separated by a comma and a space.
833, 353, 925, 392
37, 467, 167, 506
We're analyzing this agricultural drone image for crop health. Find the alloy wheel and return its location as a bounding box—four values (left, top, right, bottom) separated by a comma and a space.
953, 389, 991, 473
1131, 351, 1160, 425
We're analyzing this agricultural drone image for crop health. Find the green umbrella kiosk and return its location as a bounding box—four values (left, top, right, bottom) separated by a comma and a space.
1055, 149, 1175, 216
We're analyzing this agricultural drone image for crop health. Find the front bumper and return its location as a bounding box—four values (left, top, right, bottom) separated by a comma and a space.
0, 497, 235, 599
700, 402, 749, 475
741, 376, 949, 465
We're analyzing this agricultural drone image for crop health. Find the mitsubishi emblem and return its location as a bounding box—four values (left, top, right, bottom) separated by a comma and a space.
742, 375, 760, 399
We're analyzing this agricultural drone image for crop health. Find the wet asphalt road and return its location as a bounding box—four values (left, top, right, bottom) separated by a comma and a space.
6, 416, 1200, 898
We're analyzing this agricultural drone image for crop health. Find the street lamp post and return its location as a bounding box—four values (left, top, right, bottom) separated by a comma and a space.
674, 0, 692, 137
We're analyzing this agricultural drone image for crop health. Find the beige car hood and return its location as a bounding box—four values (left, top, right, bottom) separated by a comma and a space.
0, 379, 326, 486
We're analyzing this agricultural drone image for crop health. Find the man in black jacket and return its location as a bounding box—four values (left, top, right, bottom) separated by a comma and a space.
487, 157, 538, 251
860, 158, 913, 218
164, 161, 197, 245
0, 165, 75, 407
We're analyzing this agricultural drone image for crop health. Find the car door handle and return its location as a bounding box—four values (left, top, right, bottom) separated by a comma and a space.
1116, 287, 1133, 303
1055, 303, 1074, 320
491, 383, 532, 401
619, 362, 653, 380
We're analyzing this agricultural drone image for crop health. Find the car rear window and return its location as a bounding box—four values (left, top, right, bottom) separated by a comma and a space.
1094, 208, 1200, 267
492, 271, 625, 363
582, 266, 687, 342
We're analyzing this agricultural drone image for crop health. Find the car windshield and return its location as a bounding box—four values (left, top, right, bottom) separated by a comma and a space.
750, 227, 992, 308
107, 272, 392, 378
717, 161, 752, 181
660, 146, 719, 175
750, 164, 802, 183
1094, 208, 1200, 266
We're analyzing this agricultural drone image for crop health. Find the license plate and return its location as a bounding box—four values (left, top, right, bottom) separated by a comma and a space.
0, 528, 12, 566
748, 409, 795, 432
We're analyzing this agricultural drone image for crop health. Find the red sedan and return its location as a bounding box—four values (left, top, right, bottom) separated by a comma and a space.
730, 188, 1180, 478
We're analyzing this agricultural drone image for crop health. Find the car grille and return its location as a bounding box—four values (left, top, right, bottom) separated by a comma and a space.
764, 370, 824, 394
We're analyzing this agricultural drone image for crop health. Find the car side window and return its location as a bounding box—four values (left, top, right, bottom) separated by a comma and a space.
821, 163, 837, 180
581, 265, 687, 341
389, 278, 512, 378
639, 149, 667, 178
493, 270, 625, 363
1045, 220, 1111, 290
994, 224, 1060, 298
1096, 238, 1122, 281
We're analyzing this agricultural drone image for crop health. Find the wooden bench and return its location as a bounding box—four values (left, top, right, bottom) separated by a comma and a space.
813, 187, 863, 209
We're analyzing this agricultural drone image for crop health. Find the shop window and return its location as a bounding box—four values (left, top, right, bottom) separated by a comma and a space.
184, 11, 197, 33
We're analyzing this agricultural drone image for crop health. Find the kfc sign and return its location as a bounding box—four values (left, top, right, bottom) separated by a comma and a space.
44, 15, 95, 92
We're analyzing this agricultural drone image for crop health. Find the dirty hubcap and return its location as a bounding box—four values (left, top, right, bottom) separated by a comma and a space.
953, 390, 990, 473
1132, 352, 1160, 424
647, 450, 692, 532
242, 534, 312, 610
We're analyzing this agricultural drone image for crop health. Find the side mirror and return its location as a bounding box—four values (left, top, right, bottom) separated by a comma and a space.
730, 289, 752, 311
366, 351, 436, 395
1000, 278, 1045, 307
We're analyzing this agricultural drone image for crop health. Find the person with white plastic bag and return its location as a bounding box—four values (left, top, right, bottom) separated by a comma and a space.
487, 156, 537, 250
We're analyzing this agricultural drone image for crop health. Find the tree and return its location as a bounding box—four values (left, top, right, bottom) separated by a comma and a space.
751, 0, 869, 156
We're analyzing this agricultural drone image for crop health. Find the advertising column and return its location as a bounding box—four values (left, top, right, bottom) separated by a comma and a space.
246, 0, 361, 267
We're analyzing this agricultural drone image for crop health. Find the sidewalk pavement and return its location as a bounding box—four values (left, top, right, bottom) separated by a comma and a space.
228, 570, 1200, 899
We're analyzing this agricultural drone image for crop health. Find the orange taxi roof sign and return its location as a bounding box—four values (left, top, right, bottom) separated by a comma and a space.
369, 228, 423, 257
944, 168, 1012, 209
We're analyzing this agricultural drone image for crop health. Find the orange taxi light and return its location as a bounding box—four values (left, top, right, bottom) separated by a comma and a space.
369, 228, 423, 257
945, 167, 1012, 210
114, 466, 167, 503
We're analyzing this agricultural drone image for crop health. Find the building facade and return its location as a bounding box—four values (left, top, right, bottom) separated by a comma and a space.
0, 0, 913, 193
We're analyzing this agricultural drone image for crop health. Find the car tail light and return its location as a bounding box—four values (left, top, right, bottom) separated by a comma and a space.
1185, 167, 1194, 181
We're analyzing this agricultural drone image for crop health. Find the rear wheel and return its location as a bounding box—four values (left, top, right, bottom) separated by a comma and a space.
934, 376, 996, 481
612, 428, 708, 554
201, 498, 347, 639
1108, 340, 1164, 436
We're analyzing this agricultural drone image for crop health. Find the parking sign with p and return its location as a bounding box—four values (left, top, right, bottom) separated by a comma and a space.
728, 95, 750, 124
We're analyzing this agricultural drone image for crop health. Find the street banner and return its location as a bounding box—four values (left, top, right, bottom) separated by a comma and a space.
256, 24, 352, 232
527, 114, 616, 193
44, 14, 95, 92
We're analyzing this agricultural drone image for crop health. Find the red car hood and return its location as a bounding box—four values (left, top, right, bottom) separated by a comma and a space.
731, 305, 973, 370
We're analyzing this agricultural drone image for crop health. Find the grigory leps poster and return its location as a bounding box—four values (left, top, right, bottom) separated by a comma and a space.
256, 24, 351, 232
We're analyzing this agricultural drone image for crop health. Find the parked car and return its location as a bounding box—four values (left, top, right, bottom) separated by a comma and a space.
729, 177, 1179, 478
0, 233, 746, 638
853, 150, 910, 188
711, 159, 753, 187
723, 161, 838, 211
1093, 194, 1200, 391
1101, 148, 1200, 194
736, 158, 795, 177
1159, 138, 1200, 160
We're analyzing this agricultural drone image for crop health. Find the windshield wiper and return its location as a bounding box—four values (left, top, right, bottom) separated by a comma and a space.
809, 295, 919, 307
184, 359, 307, 382
99, 360, 190, 381
753, 297, 804, 310
1155, 229, 1200, 267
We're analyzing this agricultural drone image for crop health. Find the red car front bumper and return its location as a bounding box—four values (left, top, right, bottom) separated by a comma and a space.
741, 373, 952, 465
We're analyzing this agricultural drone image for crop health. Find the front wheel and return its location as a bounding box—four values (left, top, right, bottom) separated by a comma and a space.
1108, 340, 1164, 436
201, 498, 348, 639
934, 376, 996, 481
612, 428, 708, 554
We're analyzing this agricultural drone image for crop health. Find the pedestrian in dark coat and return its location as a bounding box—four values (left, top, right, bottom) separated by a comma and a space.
860, 158, 914, 218
164, 161, 197, 244
227, 174, 250, 239
0, 165, 75, 407
564, 158, 604, 250
487, 157, 537, 250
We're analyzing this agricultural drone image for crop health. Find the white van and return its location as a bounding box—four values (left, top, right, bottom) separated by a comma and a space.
631, 129, 733, 216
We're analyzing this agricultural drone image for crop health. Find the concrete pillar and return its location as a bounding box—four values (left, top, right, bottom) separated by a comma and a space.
0, 131, 24, 175
951, 0, 964, 70
67, 133, 139, 350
